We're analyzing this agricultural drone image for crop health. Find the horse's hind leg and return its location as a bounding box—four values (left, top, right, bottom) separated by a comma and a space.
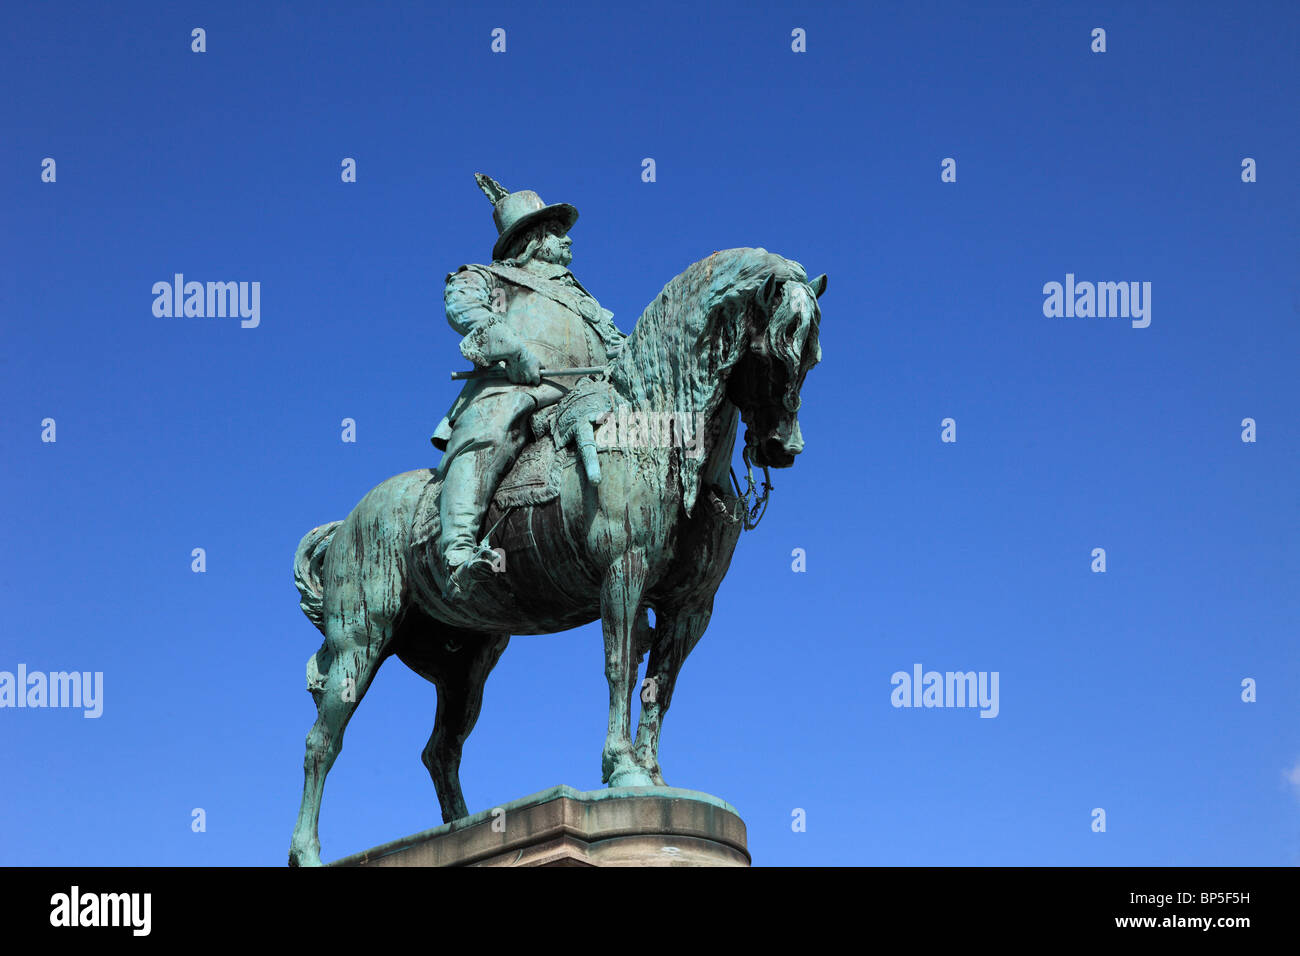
402, 630, 510, 823
633, 606, 712, 785
289, 609, 395, 867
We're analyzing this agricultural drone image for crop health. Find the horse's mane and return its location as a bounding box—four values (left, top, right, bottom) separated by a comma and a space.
610, 247, 810, 515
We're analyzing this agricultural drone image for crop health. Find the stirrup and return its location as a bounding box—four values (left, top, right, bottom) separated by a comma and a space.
442, 544, 500, 600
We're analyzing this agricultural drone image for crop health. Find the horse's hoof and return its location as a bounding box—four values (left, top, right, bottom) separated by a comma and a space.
289, 847, 323, 868
608, 767, 656, 788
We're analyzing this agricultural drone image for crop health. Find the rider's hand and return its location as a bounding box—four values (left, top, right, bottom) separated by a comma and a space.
504, 346, 542, 386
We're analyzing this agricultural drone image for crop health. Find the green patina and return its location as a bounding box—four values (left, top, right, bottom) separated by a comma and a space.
289, 174, 825, 866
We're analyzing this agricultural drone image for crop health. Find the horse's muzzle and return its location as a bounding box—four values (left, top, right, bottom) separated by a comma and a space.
754, 422, 803, 469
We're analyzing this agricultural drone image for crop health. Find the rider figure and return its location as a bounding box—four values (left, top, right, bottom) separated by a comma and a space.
432, 174, 626, 599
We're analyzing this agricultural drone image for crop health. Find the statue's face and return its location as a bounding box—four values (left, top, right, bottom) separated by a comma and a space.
535, 225, 573, 267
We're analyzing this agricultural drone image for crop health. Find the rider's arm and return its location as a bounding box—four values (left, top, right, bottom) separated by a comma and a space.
444, 266, 501, 337
444, 266, 541, 384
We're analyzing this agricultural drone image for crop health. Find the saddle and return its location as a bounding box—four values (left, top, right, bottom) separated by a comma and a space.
492, 418, 562, 507
414, 377, 616, 558
410, 379, 614, 609
494, 376, 614, 509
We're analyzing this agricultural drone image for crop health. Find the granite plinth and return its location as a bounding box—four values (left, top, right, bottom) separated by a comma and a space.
329, 785, 749, 867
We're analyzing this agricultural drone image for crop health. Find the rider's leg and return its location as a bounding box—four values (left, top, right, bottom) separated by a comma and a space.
437, 391, 536, 573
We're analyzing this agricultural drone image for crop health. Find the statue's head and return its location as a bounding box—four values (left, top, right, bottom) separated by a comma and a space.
728, 270, 826, 469
502, 221, 573, 268
475, 173, 578, 265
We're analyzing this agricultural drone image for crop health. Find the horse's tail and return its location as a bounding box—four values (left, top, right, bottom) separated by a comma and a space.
294, 521, 342, 635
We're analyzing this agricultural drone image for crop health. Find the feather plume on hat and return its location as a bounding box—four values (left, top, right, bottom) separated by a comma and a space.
475, 173, 511, 205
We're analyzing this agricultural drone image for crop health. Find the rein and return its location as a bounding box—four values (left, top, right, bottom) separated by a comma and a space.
729, 445, 773, 531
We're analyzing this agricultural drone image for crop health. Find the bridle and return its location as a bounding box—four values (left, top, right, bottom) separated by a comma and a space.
730, 444, 773, 531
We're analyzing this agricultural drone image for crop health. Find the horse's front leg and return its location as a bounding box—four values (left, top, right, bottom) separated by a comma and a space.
623, 607, 653, 732
600, 550, 655, 787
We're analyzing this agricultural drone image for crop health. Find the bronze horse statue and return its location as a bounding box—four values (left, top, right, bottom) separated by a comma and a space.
289, 248, 825, 866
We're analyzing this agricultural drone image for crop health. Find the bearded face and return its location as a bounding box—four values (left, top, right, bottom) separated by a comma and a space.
537, 225, 573, 267
507, 222, 573, 267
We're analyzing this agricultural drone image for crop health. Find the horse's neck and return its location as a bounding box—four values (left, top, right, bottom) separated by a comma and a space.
610, 249, 782, 514
610, 337, 742, 516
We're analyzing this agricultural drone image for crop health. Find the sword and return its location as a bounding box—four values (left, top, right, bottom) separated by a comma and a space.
450, 365, 607, 381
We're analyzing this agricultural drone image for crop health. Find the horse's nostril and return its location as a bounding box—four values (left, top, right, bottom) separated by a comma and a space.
760, 437, 798, 468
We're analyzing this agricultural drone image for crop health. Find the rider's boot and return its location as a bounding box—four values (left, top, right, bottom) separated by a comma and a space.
438, 445, 506, 602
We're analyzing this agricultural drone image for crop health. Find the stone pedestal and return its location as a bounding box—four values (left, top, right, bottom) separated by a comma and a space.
330, 785, 749, 867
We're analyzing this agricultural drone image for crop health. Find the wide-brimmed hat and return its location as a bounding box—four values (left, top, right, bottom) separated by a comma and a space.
475, 173, 579, 261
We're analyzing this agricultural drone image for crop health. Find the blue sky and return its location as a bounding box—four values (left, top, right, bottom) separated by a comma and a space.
1, 0, 1296, 866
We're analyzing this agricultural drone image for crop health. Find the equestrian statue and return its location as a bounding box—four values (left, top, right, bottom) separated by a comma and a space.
288, 173, 826, 866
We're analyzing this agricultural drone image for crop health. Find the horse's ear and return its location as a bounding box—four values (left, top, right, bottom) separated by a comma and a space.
761, 272, 779, 303
809, 273, 828, 298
